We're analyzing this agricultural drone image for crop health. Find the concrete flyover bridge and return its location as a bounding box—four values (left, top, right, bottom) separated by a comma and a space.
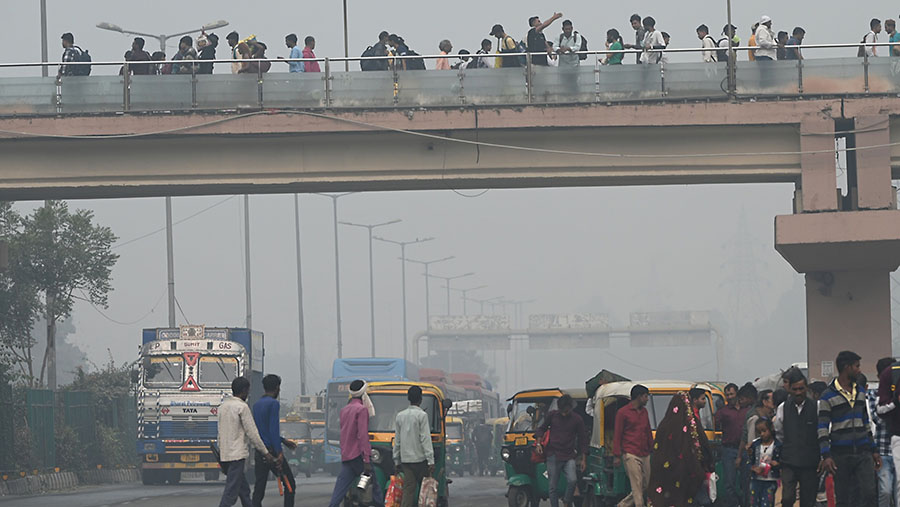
2, 51, 900, 378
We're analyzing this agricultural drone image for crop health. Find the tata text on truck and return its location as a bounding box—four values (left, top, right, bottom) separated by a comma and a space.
137, 325, 264, 485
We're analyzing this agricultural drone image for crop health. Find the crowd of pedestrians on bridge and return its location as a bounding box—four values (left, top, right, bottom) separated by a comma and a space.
55, 11, 900, 77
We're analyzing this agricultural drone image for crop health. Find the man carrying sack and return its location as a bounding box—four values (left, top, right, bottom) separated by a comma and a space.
393, 386, 435, 507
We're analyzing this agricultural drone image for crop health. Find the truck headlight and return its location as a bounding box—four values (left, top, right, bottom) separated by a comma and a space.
501, 448, 511, 462
371, 448, 382, 464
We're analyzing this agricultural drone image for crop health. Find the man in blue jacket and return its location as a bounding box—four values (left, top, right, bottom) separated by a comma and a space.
252, 374, 297, 507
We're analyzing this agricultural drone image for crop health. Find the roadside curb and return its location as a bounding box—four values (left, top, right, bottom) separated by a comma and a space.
0, 469, 138, 496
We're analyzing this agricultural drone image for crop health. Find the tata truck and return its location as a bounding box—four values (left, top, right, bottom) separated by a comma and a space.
136, 325, 264, 485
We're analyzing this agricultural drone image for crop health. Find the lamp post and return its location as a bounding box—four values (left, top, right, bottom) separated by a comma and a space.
448, 285, 488, 315
406, 256, 454, 331
339, 219, 401, 357
294, 194, 307, 395
40, 0, 48, 77
342, 0, 350, 71
374, 236, 434, 362
314, 193, 356, 358
426, 272, 474, 315
96, 20, 229, 53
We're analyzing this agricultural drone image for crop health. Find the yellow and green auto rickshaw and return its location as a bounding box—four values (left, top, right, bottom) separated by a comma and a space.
581, 381, 725, 507
280, 416, 315, 478
362, 381, 453, 507
501, 388, 591, 507
446, 416, 476, 476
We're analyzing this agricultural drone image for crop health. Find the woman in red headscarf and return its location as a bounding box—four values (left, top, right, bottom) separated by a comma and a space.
647, 391, 714, 506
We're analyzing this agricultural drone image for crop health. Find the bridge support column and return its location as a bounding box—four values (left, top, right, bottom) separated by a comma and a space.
777, 115, 900, 380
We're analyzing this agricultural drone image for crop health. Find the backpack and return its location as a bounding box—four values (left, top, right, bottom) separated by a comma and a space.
403, 50, 426, 70
71, 46, 92, 76
704, 35, 718, 62
717, 38, 731, 63
360, 45, 386, 71
858, 33, 869, 58
557, 32, 589, 61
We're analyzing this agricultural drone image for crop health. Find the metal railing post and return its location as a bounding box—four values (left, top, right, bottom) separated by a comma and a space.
257, 63, 264, 108
122, 62, 131, 112
324, 58, 332, 108
594, 57, 601, 103
458, 65, 466, 105
55, 75, 62, 114
863, 51, 870, 93
798, 59, 804, 95
660, 58, 667, 96
526, 53, 533, 103
191, 63, 197, 109
392, 61, 400, 105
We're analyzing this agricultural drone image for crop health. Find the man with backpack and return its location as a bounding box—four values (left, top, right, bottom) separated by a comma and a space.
360, 31, 390, 71
59, 32, 90, 77
556, 20, 585, 67
490, 24, 522, 68
863, 18, 882, 57
717, 24, 740, 64
697, 24, 717, 62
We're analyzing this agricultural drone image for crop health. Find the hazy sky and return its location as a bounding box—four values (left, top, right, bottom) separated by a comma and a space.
6, 0, 897, 398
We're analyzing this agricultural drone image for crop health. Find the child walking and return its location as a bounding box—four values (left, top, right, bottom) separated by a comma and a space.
746, 418, 782, 507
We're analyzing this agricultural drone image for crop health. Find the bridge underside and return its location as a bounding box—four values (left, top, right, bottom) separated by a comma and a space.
4, 97, 900, 380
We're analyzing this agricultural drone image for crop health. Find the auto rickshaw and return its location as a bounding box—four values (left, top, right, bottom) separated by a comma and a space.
446, 416, 475, 476
484, 417, 509, 476
310, 420, 325, 472
581, 381, 724, 507
358, 381, 452, 507
501, 388, 591, 507
280, 416, 315, 478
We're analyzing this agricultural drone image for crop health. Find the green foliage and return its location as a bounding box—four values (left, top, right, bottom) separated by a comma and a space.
94, 422, 131, 467
54, 423, 84, 470
0, 202, 41, 385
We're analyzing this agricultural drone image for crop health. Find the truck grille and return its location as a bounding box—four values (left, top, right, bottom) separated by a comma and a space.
159, 421, 216, 439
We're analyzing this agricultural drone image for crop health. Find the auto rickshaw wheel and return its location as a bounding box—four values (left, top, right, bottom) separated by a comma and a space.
508, 485, 532, 507
580, 493, 598, 507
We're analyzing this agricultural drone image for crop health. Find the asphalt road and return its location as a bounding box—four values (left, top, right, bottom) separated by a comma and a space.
0, 473, 508, 507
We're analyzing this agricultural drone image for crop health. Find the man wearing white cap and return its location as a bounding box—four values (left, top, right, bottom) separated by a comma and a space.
755, 16, 777, 61
328, 379, 384, 507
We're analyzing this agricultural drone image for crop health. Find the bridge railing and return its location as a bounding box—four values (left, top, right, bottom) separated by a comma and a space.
0, 42, 897, 115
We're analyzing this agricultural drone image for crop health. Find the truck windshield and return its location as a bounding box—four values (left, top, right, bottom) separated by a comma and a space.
368, 393, 440, 434
311, 426, 325, 440
199, 356, 238, 386
144, 356, 183, 388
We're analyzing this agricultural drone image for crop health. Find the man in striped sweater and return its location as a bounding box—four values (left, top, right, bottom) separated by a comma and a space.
818, 350, 882, 507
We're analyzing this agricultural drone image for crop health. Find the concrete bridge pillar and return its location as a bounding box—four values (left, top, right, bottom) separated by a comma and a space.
776, 115, 900, 380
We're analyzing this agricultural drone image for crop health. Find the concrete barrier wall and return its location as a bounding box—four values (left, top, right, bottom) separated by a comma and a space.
0, 469, 138, 496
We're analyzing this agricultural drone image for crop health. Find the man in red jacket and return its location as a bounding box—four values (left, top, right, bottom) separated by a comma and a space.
613, 385, 653, 507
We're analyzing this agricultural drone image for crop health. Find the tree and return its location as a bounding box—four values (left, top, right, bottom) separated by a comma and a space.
0, 202, 42, 385
18, 201, 118, 389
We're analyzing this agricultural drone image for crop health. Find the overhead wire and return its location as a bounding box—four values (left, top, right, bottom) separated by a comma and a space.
75, 287, 166, 326
113, 195, 237, 249
174, 296, 191, 325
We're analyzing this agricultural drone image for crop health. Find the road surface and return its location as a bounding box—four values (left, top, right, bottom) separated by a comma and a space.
0, 473, 508, 507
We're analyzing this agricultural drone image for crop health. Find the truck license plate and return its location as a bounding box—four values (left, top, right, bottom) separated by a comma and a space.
181, 454, 200, 463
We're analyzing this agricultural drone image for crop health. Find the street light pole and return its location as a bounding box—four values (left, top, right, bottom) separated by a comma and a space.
449, 285, 487, 316
374, 236, 434, 362
342, 0, 350, 71
165, 197, 176, 327
340, 219, 401, 357
426, 272, 474, 315
726, 0, 736, 96
314, 193, 355, 358
294, 194, 307, 395
40, 0, 48, 77
406, 256, 454, 331
96, 20, 229, 54
244, 195, 252, 330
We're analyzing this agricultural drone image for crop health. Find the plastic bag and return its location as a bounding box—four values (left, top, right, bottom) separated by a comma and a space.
385, 474, 403, 507
707, 472, 718, 503
418, 476, 439, 507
